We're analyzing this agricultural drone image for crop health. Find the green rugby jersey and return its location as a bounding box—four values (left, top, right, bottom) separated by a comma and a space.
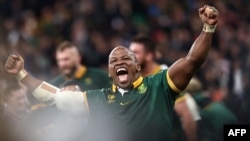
85, 69, 179, 141
50, 65, 111, 90
149, 64, 187, 141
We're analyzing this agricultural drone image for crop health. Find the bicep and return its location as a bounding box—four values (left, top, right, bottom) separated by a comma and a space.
168, 58, 198, 91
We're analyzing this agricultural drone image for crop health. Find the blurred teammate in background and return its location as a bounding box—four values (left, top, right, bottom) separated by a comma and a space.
26, 41, 112, 140
185, 77, 238, 141
50, 41, 111, 90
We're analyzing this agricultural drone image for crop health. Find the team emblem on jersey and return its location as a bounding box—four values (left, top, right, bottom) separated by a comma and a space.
84, 78, 92, 85
138, 83, 147, 94
107, 94, 116, 103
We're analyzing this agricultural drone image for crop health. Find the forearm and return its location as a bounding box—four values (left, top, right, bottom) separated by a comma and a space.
17, 69, 88, 114
29, 81, 87, 115
186, 31, 213, 69
182, 118, 197, 141
18, 69, 43, 92
176, 101, 198, 141
17, 69, 58, 104
168, 31, 214, 90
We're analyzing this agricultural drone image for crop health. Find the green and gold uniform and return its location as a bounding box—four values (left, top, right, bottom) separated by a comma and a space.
50, 65, 111, 90
148, 64, 187, 141
193, 93, 238, 141
85, 69, 180, 141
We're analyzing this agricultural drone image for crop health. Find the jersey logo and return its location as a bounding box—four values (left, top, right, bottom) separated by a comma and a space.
138, 83, 147, 94
107, 94, 116, 103
120, 101, 131, 106
84, 78, 92, 85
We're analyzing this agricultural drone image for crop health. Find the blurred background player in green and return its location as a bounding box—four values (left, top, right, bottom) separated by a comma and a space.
22, 33, 112, 141
185, 77, 239, 141
129, 33, 201, 141
26, 41, 112, 138
29, 41, 112, 112
50, 41, 111, 90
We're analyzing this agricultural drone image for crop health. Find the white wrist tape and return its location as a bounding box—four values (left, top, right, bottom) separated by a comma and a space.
203, 23, 217, 33
55, 91, 87, 115
32, 81, 59, 105
16, 69, 28, 80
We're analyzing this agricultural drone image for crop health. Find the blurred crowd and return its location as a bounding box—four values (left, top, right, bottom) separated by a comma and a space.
0, 0, 250, 140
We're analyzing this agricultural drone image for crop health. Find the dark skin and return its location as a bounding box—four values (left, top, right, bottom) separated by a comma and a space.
5, 5, 219, 94
168, 5, 218, 91
108, 46, 141, 89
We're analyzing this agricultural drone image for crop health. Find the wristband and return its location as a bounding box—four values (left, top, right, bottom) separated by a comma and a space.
16, 69, 28, 80
203, 23, 217, 33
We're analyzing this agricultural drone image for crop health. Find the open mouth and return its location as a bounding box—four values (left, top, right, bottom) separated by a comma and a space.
116, 68, 128, 83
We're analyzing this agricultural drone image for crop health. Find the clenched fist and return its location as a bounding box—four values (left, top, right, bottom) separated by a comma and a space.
5, 54, 24, 75
199, 5, 219, 26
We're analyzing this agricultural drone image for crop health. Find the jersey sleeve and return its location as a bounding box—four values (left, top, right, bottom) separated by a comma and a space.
166, 70, 182, 94
148, 69, 181, 102
156, 69, 182, 95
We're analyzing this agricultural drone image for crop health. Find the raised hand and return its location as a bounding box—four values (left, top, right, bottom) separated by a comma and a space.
5, 54, 24, 75
199, 5, 219, 26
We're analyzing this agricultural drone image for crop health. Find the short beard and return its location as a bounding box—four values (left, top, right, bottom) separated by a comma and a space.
65, 65, 77, 78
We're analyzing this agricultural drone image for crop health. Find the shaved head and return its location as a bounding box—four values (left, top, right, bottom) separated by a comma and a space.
108, 46, 141, 89
109, 46, 138, 63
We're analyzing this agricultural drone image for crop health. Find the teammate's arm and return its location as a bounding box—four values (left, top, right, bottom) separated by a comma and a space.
167, 5, 219, 91
5, 54, 88, 115
175, 95, 199, 141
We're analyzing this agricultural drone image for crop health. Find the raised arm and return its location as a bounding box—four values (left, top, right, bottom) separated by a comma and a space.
5, 54, 88, 115
168, 5, 219, 91
5, 54, 43, 92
